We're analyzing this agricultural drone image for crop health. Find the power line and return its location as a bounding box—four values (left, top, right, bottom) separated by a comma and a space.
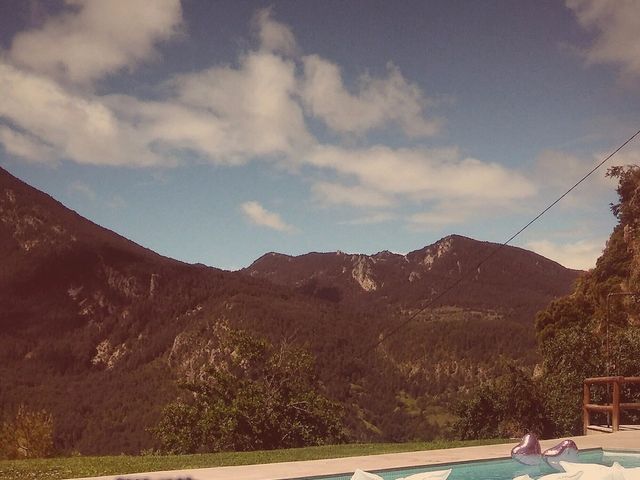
359, 127, 640, 358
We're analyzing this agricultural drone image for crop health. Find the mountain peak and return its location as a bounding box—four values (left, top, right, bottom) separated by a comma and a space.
372, 249, 398, 259
243, 234, 580, 313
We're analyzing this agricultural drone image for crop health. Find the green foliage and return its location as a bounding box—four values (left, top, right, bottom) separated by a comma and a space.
453, 363, 546, 439
535, 293, 594, 344
537, 325, 604, 435
154, 329, 345, 454
608, 165, 640, 224
0, 405, 54, 459
531, 165, 640, 437
0, 165, 582, 454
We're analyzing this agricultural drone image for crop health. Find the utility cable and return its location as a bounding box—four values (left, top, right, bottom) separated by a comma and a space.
358, 127, 640, 358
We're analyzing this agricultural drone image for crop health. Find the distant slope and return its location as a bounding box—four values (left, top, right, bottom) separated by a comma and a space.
0, 165, 582, 455
0, 165, 185, 334
243, 234, 581, 323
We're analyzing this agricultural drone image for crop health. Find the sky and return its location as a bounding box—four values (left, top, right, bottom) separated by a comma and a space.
1, 0, 640, 271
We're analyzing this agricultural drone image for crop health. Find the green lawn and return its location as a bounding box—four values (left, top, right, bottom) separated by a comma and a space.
0, 439, 509, 480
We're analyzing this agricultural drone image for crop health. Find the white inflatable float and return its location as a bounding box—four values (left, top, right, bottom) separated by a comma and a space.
351, 434, 638, 480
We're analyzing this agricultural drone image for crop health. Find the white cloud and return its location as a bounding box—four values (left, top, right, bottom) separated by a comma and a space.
0, 125, 56, 162
241, 201, 296, 232
306, 145, 536, 202
567, 0, 640, 78
68, 181, 96, 200
8, 0, 182, 85
0, 45, 313, 167
532, 149, 617, 210
535, 149, 610, 188
0, 5, 546, 237
107, 195, 127, 209
0, 62, 161, 166
408, 209, 470, 228
305, 145, 537, 230
253, 8, 298, 56
406, 195, 510, 229
525, 238, 604, 270
339, 212, 395, 225
312, 181, 393, 208
301, 55, 441, 137
159, 51, 314, 163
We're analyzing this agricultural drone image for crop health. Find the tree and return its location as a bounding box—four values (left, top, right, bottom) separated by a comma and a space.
154, 329, 346, 454
0, 405, 54, 459
531, 165, 640, 437
453, 363, 547, 439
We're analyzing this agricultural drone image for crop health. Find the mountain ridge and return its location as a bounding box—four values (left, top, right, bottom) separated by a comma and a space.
243, 233, 581, 321
0, 164, 582, 454
254, 233, 577, 272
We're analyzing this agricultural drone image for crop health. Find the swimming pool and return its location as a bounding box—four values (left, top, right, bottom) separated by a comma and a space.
292, 449, 640, 480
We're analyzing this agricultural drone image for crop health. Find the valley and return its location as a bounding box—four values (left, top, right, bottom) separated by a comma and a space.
0, 166, 580, 454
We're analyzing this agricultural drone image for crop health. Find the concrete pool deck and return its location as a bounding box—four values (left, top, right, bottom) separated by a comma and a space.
70, 431, 640, 480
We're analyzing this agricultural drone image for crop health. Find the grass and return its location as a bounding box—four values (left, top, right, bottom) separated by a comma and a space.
0, 438, 510, 480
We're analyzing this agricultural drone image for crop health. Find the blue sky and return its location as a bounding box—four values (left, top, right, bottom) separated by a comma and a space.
1, 0, 640, 270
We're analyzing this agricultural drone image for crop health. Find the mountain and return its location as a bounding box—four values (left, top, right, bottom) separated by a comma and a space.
0, 165, 184, 336
0, 166, 357, 453
0, 165, 582, 455
243, 235, 581, 324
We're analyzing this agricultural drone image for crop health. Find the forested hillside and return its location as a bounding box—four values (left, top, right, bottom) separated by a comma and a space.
456, 166, 640, 439
0, 166, 578, 457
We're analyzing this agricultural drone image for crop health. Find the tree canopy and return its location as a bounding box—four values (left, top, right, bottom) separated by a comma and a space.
154, 328, 345, 454
455, 165, 640, 439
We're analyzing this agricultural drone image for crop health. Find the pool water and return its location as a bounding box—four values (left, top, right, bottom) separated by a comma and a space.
294, 449, 640, 480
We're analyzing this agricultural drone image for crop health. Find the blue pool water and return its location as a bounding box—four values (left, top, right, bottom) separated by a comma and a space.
293, 449, 640, 480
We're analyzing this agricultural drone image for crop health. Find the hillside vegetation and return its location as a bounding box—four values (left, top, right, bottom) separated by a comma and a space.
0, 165, 577, 457
456, 166, 640, 439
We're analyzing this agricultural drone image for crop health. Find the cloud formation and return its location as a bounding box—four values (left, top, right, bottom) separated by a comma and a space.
0, 9, 312, 169
306, 145, 535, 202
301, 56, 441, 137
68, 181, 96, 201
0, 125, 56, 163
254, 7, 298, 56
312, 181, 393, 208
567, 0, 640, 78
0, 5, 537, 233
0, 62, 159, 166
525, 238, 604, 270
339, 212, 395, 226
8, 0, 182, 85
161, 51, 313, 163
241, 201, 296, 232
408, 206, 474, 228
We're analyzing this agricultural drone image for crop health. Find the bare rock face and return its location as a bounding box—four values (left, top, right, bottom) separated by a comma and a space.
103, 265, 142, 299
351, 255, 378, 292
0, 187, 75, 252
168, 320, 231, 382
91, 339, 128, 370
149, 273, 160, 297
421, 236, 453, 269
